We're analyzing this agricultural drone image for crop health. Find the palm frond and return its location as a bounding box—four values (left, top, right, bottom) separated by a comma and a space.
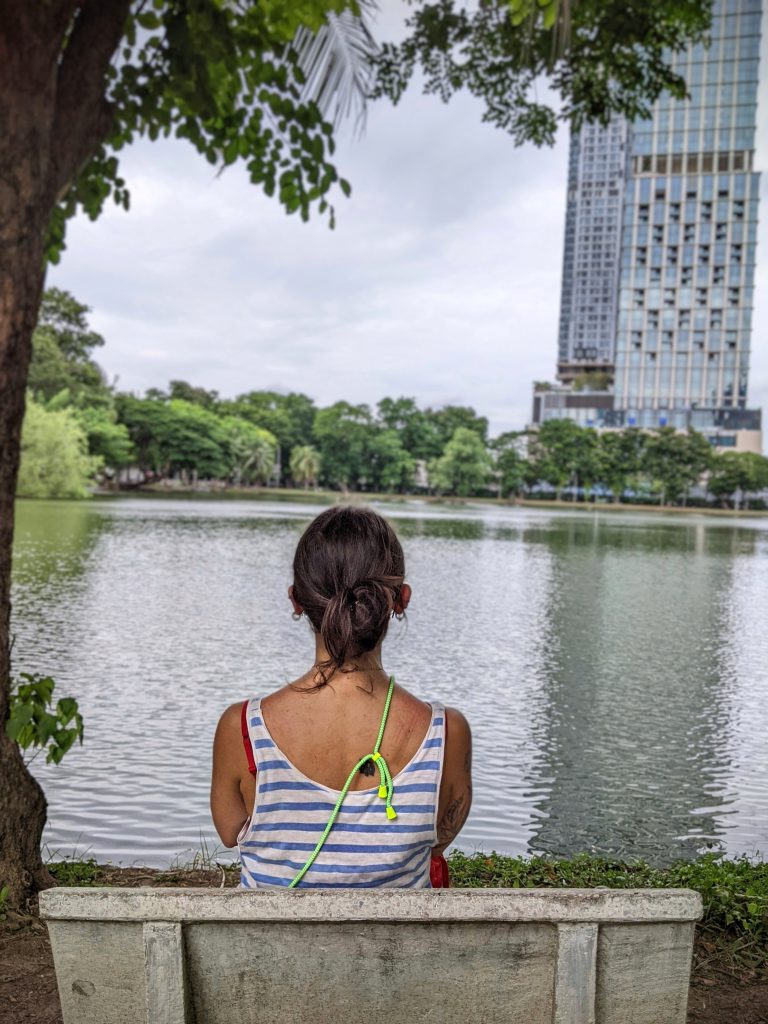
292, 1, 379, 132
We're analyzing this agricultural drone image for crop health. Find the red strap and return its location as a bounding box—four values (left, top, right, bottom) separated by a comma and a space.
241, 700, 257, 776
430, 854, 450, 888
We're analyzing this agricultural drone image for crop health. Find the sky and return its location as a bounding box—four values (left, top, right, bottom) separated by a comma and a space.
50, 7, 768, 439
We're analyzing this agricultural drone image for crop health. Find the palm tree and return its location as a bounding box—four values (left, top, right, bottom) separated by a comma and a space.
290, 445, 322, 489
292, 2, 378, 132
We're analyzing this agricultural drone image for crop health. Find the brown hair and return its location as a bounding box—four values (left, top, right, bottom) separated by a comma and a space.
292, 506, 405, 685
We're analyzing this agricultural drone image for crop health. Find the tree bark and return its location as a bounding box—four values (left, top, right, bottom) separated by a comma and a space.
0, 0, 130, 906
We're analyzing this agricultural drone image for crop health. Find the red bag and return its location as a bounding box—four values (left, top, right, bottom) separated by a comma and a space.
430, 854, 450, 888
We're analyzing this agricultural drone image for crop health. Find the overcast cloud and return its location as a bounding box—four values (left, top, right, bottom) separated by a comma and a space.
50, 10, 768, 440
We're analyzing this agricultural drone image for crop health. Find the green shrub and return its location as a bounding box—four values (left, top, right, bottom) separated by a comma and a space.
48, 859, 100, 886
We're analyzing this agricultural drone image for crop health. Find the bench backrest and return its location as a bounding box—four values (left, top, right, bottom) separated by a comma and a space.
40, 886, 702, 1024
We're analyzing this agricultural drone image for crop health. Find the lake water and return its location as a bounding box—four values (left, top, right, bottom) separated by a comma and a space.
11, 496, 768, 867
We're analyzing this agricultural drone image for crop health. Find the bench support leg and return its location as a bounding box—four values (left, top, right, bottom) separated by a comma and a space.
143, 921, 191, 1024
554, 922, 598, 1024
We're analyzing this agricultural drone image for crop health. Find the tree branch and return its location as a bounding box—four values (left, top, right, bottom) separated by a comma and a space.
47, 0, 132, 202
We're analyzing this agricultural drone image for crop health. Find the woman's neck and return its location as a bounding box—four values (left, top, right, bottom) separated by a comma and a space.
305, 641, 388, 689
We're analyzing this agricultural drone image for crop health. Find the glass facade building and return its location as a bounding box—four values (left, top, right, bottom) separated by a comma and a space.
557, 117, 627, 382
552, 0, 762, 441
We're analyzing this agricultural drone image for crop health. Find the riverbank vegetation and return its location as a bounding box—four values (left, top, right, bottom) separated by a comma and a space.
19, 289, 768, 510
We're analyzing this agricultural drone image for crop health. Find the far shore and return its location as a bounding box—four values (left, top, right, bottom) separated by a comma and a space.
86, 483, 768, 519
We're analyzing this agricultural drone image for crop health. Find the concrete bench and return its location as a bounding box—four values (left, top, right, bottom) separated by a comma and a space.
40, 887, 702, 1024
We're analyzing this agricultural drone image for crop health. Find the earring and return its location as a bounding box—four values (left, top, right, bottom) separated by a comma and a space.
292, 611, 303, 621
394, 611, 405, 621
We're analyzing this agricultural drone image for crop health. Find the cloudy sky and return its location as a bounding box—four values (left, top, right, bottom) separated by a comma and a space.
50, 7, 768, 438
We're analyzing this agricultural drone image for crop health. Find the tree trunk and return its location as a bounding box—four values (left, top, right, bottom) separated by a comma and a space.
0, 0, 130, 906
0, 238, 52, 907
0, 6, 65, 908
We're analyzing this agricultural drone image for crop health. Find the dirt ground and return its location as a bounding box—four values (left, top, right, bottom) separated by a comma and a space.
2, 868, 767, 1024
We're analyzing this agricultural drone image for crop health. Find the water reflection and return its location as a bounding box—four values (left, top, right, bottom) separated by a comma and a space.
11, 498, 768, 866
522, 517, 744, 860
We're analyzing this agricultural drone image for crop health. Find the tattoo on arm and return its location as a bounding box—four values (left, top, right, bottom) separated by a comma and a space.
436, 784, 472, 850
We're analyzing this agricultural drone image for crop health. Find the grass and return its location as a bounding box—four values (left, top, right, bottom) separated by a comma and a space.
0, 885, 8, 921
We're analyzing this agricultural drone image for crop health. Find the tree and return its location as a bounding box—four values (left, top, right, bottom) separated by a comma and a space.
0, 0, 714, 908
17, 398, 100, 499
707, 451, 768, 510
116, 395, 229, 482
28, 289, 112, 407
429, 427, 492, 497
313, 401, 375, 490
219, 417, 277, 485
641, 428, 712, 506
376, 396, 441, 460
428, 405, 489, 451
375, 1, 711, 147
289, 445, 322, 489
223, 391, 317, 479
74, 406, 135, 477
368, 429, 416, 493
527, 419, 596, 500
595, 429, 646, 503
167, 380, 220, 410
490, 431, 527, 499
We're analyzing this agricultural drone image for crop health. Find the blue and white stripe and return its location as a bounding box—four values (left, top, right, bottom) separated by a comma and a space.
238, 703, 445, 889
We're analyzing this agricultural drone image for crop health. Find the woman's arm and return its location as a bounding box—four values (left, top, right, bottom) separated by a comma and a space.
433, 706, 472, 856
210, 702, 250, 848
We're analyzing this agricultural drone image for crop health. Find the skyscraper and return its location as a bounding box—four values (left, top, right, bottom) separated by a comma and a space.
536, 0, 763, 452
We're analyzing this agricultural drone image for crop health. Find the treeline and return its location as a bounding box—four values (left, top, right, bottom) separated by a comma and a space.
19, 289, 768, 509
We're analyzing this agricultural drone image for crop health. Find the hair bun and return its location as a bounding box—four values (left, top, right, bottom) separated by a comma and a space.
291, 507, 406, 684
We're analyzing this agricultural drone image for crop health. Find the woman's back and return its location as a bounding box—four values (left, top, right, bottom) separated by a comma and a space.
239, 678, 445, 888
211, 506, 472, 889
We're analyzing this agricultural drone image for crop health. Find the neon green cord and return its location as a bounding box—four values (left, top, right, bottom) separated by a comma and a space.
288, 675, 397, 888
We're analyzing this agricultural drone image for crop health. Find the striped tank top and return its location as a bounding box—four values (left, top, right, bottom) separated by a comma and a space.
238, 698, 446, 889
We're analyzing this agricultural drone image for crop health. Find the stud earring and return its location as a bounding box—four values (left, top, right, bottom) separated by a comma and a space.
292, 611, 303, 621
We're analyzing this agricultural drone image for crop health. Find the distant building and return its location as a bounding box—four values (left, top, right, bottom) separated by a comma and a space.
535, 0, 763, 453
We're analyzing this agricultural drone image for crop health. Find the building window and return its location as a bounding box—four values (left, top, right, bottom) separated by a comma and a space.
664, 288, 676, 307
650, 267, 662, 282
681, 266, 693, 285
701, 201, 712, 222
634, 289, 645, 307
636, 246, 647, 266
715, 223, 728, 241
638, 204, 649, 223
713, 266, 725, 284
684, 224, 696, 242
728, 287, 740, 307
733, 200, 745, 220
710, 309, 723, 328
652, 225, 664, 243
679, 309, 691, 327
669, 203, 681, 223
731, 244, 742, 262
667, 246, 678, 264
699, 245, 710, 264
